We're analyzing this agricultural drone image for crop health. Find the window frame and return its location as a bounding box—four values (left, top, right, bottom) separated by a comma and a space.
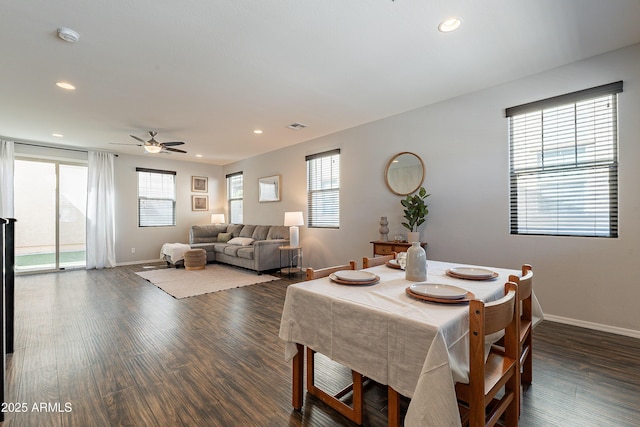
226, 172, 243, 224
136, 167, 176, 228
306, 149, 340, 229
506, 81, 622, 238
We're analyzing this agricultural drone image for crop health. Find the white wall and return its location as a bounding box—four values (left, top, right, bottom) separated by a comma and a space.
114, 153, 223, 263
224, 44, 640, 335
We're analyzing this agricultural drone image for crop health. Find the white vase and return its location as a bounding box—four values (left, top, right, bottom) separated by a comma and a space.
405, 242, 427, 281
407, 231, 420, 244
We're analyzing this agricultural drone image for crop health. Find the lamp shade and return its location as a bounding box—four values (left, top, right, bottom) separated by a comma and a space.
210, 213, 225, 224
284, 211, 304, 226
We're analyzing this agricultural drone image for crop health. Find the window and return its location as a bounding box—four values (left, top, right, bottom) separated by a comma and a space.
136, 167, 176, 227
506, 81, 622, 237
227, 172, 243, 224
306, 149, 340, 228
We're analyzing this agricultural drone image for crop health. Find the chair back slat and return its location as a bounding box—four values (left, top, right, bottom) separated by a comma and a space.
305, 261, 357, 281
480, 283, 518, 336
362, 253, 396, 269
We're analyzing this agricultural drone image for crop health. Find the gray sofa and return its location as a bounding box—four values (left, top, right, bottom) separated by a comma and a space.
189, 224, 289, 273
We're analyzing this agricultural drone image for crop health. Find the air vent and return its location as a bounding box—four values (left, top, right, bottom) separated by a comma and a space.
287, 122, 308, 130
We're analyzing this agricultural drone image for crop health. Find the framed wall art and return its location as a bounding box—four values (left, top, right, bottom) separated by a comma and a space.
258, 175, 280, 202
192, 195, 208, 211
192, 176, 208, 192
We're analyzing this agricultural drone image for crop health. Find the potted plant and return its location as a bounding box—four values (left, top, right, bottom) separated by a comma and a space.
401, 187, 429, 243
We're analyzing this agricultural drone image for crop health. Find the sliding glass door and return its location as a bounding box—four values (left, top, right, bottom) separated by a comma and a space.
14, 158, 87, 272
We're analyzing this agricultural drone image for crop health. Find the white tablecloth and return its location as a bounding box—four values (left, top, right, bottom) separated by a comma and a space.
279, 260, 544, 426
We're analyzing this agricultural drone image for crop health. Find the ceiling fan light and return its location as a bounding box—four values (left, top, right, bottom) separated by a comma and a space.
144, 143, 163, 154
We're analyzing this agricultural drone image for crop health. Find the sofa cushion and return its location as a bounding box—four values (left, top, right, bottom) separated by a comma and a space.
227, 224, 243, 237
239, 225, 257, 238
236, 247, 255, 260
191, 224, 227, 243
228, 237, 254, 246
266, 225, 289, 240
213, 243, 228, 253
223, 245, 241, 256
217, 232, 233, 243
252, 225, 270, 241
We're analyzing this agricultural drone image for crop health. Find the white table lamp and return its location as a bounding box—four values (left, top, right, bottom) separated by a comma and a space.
210, 213, 225, 224
284, 211, 304, 247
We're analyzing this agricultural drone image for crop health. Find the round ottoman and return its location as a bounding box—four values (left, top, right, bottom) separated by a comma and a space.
183, 248, 207, 270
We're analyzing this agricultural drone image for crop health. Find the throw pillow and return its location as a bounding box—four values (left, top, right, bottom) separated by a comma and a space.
227, 237, 255, 246
217, 232, 233, 243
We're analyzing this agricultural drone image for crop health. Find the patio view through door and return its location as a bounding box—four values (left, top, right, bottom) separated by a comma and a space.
14, 158, 88, 273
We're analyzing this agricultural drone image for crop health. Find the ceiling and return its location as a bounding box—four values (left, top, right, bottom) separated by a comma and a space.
2, 1, 640, 165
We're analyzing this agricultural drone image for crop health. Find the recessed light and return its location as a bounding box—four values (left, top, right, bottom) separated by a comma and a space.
57, 27, 80, 43
56, 81, 76, 90
52, 133, 64, 138
195, 154, 203, 158
438, 17, 462, 33
253, 129, 263, 134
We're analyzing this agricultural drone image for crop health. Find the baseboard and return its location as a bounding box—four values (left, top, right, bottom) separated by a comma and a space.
544, 314, 640, 339
116, 259, 163, 267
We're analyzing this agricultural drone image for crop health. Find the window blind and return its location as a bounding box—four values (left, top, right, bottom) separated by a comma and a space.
136, 168, 176, 227
507, 82, 622, 237
227, 172, 243, 224
306, 149, 340, 228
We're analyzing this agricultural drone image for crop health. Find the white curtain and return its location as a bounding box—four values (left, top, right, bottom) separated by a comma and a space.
86, 151, 116, 269
0, 140, 15, 218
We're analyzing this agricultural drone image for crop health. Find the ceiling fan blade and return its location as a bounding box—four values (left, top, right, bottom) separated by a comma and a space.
164, 147, 187, 154
161, 141, 185, 146
109, 142, 143, 146
130, 134, 145, 143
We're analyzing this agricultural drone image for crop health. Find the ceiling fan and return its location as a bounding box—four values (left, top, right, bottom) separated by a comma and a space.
111, 131, 187, 154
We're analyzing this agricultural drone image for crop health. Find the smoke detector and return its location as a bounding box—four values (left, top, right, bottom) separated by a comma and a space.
57, 27, 80, 43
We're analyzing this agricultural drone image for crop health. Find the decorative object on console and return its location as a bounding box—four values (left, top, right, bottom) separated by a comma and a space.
210, 213, 225, 224
405, 241, 427, 281
401, 186, 429, 242
284, 211, 304, 247
379, 216, 389, 242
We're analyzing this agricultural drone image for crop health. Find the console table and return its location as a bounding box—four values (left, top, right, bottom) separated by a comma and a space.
370, 240, 427, 256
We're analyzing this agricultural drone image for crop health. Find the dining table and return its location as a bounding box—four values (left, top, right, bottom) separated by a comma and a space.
278, 259, 544, 426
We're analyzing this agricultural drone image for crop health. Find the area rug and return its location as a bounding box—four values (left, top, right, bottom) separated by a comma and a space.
136, 264, 279, 299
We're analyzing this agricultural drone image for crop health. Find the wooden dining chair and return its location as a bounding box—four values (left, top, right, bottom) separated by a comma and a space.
510, 264, 534, 387
455, 282, 520, 427
303, 261, 365, 424
362, 252, 396, 269
494, 264, 534, 401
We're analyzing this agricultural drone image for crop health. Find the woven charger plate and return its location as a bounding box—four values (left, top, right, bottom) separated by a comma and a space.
446, 269, 498, 281
329, 273, 380, 286
405, 286, 474, 304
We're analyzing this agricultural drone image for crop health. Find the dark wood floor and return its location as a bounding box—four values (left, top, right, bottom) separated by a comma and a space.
2, 263, 640, 426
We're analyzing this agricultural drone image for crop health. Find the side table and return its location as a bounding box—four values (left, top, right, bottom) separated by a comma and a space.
279, 245, 303, 278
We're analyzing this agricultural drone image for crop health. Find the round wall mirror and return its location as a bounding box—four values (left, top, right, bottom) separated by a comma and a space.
385, 152, 425, 195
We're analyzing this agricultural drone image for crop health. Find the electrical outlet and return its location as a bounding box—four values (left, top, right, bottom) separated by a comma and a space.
131, 247, 136, 254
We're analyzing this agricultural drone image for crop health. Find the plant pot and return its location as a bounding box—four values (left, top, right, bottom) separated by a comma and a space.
407, 231, 420, 244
